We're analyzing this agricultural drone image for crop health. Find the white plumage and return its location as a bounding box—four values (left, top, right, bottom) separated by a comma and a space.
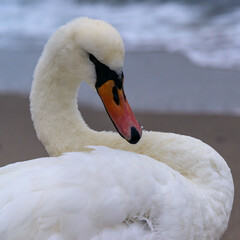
0, 145, 233, 240
0, 18, 234, 240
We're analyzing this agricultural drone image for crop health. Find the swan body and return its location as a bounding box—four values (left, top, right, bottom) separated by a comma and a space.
0, 18, 234, 240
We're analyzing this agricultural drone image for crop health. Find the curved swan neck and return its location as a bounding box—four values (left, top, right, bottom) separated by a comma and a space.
30, 50, 95, 156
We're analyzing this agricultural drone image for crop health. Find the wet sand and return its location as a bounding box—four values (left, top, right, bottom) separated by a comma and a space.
0, 94, 239, 239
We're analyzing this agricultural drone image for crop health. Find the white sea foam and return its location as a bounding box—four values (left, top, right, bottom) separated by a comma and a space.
0, 0, 240, 70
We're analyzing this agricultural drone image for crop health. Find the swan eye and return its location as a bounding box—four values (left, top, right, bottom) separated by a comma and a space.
112, 85, 120, 105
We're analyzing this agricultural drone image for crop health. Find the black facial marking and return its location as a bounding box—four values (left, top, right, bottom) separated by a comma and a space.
112, 86, 120, 105
89, 53, 123, 89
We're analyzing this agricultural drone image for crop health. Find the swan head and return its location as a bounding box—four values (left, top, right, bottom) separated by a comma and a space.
43, 17, 142, 144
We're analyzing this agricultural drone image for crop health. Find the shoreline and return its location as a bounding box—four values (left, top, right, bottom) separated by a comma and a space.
1, 49, 240, 115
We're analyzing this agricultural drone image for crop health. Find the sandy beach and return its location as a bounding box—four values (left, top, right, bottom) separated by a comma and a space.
0, 49, 240, 239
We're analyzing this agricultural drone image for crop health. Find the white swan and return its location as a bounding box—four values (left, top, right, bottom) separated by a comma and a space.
0, 17, 233, 240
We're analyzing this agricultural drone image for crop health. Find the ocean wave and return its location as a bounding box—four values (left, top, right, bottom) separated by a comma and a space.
0, 0, 239, 70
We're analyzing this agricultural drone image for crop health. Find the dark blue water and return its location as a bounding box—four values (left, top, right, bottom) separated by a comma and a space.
0, 0, 239, 70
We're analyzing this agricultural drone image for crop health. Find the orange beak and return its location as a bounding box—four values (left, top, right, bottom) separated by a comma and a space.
97, 80, 142, 144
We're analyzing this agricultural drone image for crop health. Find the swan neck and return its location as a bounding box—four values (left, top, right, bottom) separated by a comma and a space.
30, 55, 94, 156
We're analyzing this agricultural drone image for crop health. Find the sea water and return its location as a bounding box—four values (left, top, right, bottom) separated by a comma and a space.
0, 0, 240, 70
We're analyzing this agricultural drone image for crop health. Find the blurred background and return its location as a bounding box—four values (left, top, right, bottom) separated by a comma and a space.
0, 0, 240, 239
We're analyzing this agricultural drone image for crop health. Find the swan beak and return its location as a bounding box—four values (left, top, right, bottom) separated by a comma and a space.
97, 80, 142, 144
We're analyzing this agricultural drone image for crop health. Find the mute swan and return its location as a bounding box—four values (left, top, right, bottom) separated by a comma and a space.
0, 17, 233, 240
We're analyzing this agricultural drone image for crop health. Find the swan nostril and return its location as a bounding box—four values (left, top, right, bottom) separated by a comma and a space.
112, 86, 120, 105
128, 127, 141, 144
